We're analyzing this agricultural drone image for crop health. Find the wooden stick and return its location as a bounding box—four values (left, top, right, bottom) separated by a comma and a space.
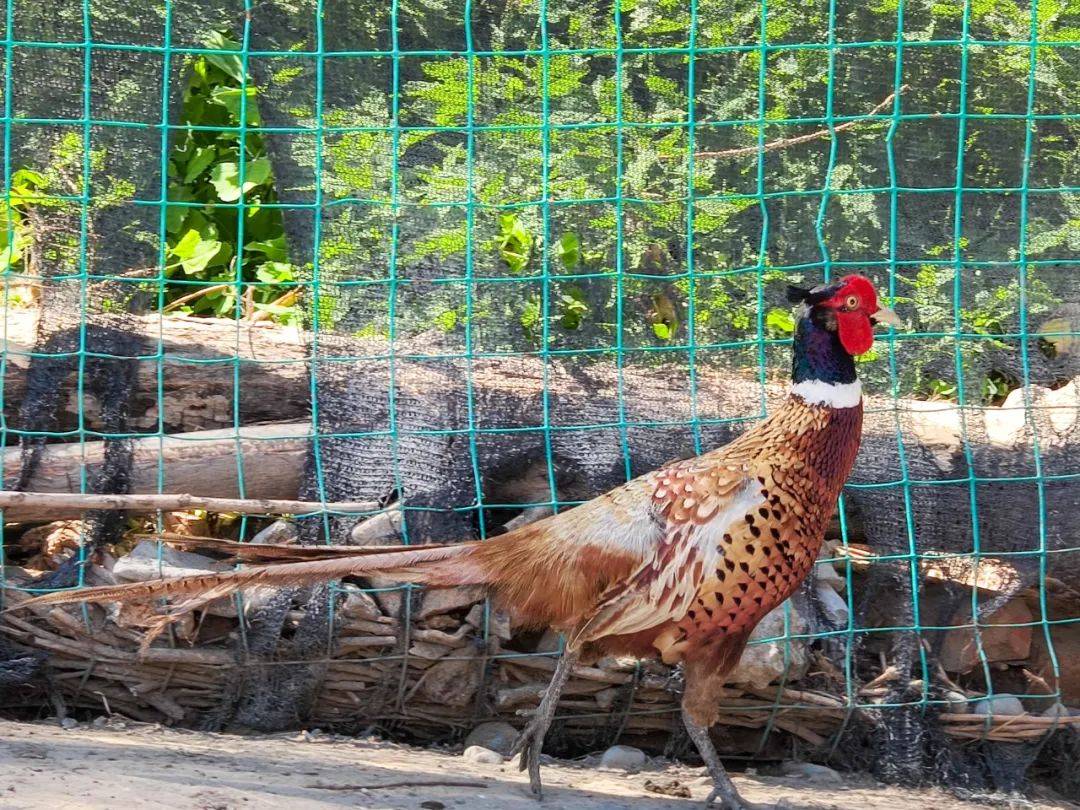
0, 489, 380, 517
694, 85, 909, 159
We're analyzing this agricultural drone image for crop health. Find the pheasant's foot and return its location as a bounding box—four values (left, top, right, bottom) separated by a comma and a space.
682, 704, 776, 810
507, 647, 580, 799
508, 716, 546, 797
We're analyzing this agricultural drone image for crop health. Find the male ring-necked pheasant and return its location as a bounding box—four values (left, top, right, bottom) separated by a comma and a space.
14, 274, 899, 810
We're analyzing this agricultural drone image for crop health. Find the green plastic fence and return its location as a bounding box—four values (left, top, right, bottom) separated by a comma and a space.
0, 0, 1078, 764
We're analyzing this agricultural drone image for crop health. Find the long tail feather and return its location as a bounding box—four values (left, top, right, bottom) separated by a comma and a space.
8, 543, 485, 637
141, 533, 454, 563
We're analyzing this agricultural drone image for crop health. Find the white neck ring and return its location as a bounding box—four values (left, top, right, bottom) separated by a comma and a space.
790, 379, 863, 408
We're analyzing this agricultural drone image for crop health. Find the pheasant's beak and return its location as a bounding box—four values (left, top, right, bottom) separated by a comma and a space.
870, 306, 901, 328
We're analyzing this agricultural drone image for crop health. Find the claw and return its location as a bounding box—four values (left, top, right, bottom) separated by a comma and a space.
509, 720, 545, 797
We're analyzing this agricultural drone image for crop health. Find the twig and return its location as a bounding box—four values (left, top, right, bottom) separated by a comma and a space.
0, 490, 381, 517
307, 779, 489, 791
694, 85, 909, 159
248, 288, 299, 324
162, 283, 232, 313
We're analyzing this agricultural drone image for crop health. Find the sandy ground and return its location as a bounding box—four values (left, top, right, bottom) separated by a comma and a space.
0, 719, 1074, 810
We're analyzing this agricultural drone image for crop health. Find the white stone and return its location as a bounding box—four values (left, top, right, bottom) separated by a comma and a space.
599, 745, 647, 772
350, 508, 402, 545
727, 602, 808, 686
972, 695, 1025, 717
59, 717, 78, 730
250, 520, 298, 545
779, 761, 842, 784
942, 691, 971, 714
908, 400, 962, 472
1042, 381, 1078, 435
113, 540, 228, 582
464, 721, 519, 756
984, 388, 1030, 448
815, 582, 850, 628
462, 745, 503, 765
814, 556, 845, 593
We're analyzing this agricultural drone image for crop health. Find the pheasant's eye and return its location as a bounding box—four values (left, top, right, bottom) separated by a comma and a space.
844, 295, 860, 310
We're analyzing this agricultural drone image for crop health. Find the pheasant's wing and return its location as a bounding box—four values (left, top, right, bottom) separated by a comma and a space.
569, 459, 764, 648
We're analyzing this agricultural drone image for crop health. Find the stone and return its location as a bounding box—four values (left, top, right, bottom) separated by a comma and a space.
727, 601, 809, 686
973, 695, 1025, 717
59, 717, 78, 730
462, 745, 503, 765
250, 520, 298, 545
984, 387, 1030, 448
464, 721, 518, 756
1042, 380, 1079, 435
942, 691, 972, 714
908, 400, 963, 472
599, 745, 647, 772
779, 761, 842, 784
1043, 702, 1070, 718
814, 556, 845, 592
113, 540, 229, 582
939, 598, 1032, 673
815, 582, 850, 628
419, 647, 481, 707
417, 585, 485, 619
350, 508, 402, 545
339, 589, 383, 621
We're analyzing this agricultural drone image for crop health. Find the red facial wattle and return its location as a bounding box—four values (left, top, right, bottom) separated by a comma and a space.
830, 275, 879, 357
835, 309, 875, 356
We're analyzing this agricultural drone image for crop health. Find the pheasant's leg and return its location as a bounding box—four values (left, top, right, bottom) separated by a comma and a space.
508, 647, 579, 797
681, 704, 771, 810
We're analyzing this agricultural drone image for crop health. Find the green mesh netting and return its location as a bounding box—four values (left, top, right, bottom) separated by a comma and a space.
0, 0, 1078, 794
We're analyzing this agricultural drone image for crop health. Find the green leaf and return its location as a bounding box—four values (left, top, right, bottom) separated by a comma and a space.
183, 146, 216, 183
556, 232, 580, 270
254, 261, 295, 284
210, 86, 260, 124
209, 158, 271, 202
651, 322, 673, 340
765, 307, 796, 335
202, 31, 245, 84
169, 228, 223, 275
246, 237, 288, 262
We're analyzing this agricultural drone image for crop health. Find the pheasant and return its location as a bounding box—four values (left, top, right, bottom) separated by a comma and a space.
12, 274, 898, 810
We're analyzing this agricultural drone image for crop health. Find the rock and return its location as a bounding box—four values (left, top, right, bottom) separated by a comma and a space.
503, 505, 554, 532
973, 695, 1025, 716
1042, 380, 1078, 435
91, 716, 108, 728
727, 601, 809, 686
464, 722, 518, 756
59, 717, 78, 730
779, 761, 842, 784
113, 541, 278, 618
907, 400, 963, 472
364, 574, 404, 616
599, 745, 647, 772
339, 589, 383, 621
114, 540, 229, 582
417, 585, 485, 619
419, 647, 481, 707
942, 690, 972, 713
814, 582, 850, 627
814, 555, 845, 592
1043, 702, 1071, 718
462, 745, 503, 765
594, 687, 620, 711
984, 387, 1030, 448
939, 598, 1032, 673
250, 520, 297, 545
350, 507, 402, 545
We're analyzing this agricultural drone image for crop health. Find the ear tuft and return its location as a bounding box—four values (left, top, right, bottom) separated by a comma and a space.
786, 285, 812, 304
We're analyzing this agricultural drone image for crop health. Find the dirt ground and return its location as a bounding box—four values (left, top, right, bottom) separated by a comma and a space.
0, 719, 1074, 810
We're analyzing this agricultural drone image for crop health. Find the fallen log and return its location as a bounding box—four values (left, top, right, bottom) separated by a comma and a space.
2, 422, 310, 521
2, 310, 315, 433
